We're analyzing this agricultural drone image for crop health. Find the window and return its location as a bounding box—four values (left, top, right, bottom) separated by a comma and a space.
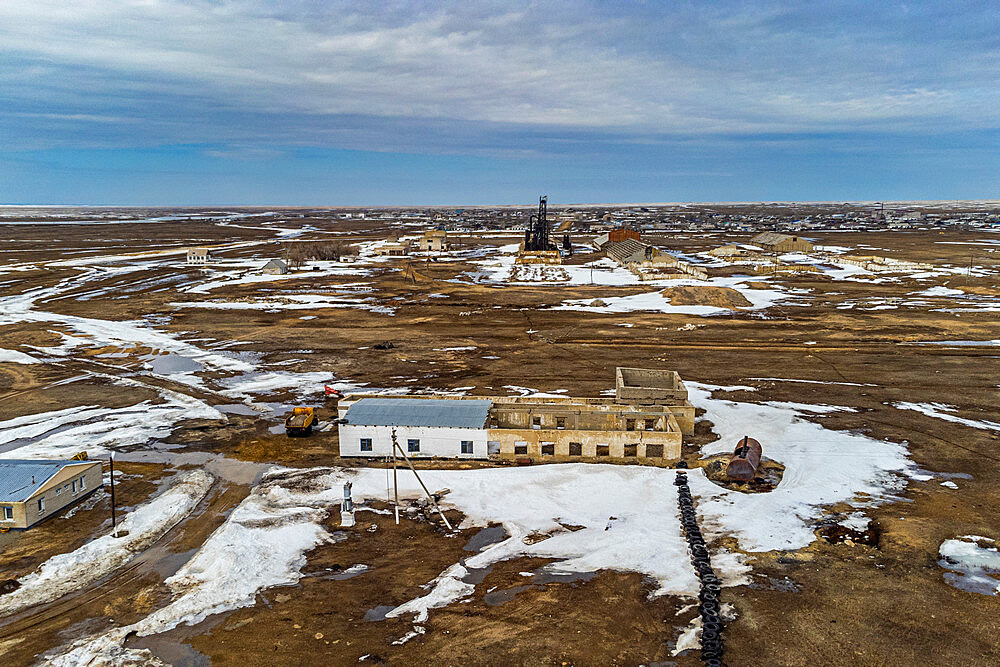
80, 475, 86, 490
556, 417, 566, 430
596, 445, 610, 457
407, 439, 420, 453
460, 440, 473, 454
646, 444, 664, 458
531, 416, 541, 429
2, 506, 12, 521
55, 486, 62, 495
541, 443, 555, 456
72, 480, 78, 494
569, 442, 582, 456
624, 444, 638, 458
626, 419, 636, 431
644, 419, 655, 431
360, 438, 373, 452
37, 497, 45, 514
514, 443, 528, 455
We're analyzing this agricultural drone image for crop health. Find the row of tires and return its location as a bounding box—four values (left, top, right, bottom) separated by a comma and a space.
675, 470, 725, 666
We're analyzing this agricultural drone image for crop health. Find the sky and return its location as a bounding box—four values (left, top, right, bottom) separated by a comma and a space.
0, 1, 998, 206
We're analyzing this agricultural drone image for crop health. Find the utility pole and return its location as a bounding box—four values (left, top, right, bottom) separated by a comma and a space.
391, 428, 400, 525
109, 454, 118, 537
388, 427, 454, 531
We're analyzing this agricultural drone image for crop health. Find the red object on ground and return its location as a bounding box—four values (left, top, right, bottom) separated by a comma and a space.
726, 436, 762, 481
324, 385, 344, 398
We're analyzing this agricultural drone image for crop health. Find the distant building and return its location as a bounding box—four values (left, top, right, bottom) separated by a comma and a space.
708, 244, 749, 257
376, 240, 411, 257
186, 248, 211, 265
419, 230, 449, 252
261, 258, 289, 275
0, 459, 103, 530
749, 232, 813, 253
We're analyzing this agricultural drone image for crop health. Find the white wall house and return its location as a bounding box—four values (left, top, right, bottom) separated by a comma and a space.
338, 398, 492, 460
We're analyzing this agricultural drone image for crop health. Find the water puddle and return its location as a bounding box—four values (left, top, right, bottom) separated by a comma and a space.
463, 525, 509, 552
364, 605, 396, 622
483, 585, 534, 606
147, 354, 204, 375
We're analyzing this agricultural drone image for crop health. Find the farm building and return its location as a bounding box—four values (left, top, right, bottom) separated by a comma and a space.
0, 459, 103, 530
186, 248, 211, 265
749, 232, 813, 253
261, 258, 289, 275
337, 368, 694, 465
419, 230, 449, 252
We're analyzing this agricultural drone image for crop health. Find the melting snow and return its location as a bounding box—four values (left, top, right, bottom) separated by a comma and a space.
0, 471, 213, 618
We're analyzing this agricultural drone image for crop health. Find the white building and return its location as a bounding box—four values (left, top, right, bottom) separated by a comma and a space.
187, 248, 211, 265
338, 397, 492, 459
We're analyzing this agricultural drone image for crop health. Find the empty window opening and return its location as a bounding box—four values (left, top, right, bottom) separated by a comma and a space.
644, 419, 655, 431
645, 444, 664, 458
461, 440, 474, 454
514, 443, 528, 455
556, 417, 566, 430
80, 475, 86, 490
569, 442, 583, 456
360, 438, 373, 452
487, 441, 501, 455
624, 444, 638, 457
72, 480, 78, 494
597, 445, 610, 457
532, 416, 542, 429
407, 439, 420, 453
626, 419, 636, 431
541, 443, 555, 456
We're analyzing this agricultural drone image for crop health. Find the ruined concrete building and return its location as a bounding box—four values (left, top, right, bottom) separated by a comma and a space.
336, 368, 694, 466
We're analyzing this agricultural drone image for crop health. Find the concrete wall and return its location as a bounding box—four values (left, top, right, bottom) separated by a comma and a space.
488, 428, 681, 464
338, 424, 490, 459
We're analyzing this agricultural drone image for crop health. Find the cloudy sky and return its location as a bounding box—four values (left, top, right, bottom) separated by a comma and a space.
1, 1, 998, 205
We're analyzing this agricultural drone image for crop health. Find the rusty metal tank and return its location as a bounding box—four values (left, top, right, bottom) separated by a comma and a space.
726, 436, 762, 481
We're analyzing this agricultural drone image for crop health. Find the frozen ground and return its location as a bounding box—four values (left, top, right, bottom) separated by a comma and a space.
893, 402, 1000, 432
49, 467, 346, 665
938, 535, 1000, 596
0, 378, 224, 460
688, 382, 914, 551
0, 470, 213, 617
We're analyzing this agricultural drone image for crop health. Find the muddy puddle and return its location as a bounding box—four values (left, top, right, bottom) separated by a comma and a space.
463, 524, 508, 552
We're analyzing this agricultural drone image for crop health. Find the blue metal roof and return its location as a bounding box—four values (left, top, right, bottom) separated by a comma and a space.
345, 398, 492, 429
0, 460, 94, 503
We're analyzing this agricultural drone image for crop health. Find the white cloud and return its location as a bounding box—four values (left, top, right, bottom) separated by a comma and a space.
0, 0, 996, 145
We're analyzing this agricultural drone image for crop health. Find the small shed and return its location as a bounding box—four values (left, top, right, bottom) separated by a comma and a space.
261, 259, 289, 275
0, 459, 103, 529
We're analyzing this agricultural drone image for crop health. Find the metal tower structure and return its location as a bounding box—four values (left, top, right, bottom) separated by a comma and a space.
524, 195, 550, 251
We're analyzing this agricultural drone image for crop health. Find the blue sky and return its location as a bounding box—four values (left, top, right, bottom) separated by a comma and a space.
1, 1, 998, 205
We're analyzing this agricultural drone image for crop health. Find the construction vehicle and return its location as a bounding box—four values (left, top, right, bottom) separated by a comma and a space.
284, 407, 318, 436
